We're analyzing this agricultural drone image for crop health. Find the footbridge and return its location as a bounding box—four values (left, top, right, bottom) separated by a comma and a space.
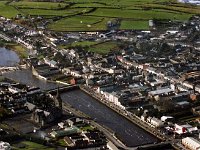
45, 84, 79, 94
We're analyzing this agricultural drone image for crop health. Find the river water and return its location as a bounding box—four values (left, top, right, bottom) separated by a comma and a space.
61, 90, 158, 147
1, 47, 158, 147
3, 69, 60, 90
3, 69, 158, 147
0, 47, 20, 67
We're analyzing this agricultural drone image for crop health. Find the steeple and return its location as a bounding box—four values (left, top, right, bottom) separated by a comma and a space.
56, 86, 62, 112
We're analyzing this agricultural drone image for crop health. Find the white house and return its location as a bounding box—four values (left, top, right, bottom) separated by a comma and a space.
150, 117, 164, 128
0, 141, 10, 150
182, 137, 200, 150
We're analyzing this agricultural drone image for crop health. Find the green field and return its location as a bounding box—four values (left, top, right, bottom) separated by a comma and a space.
48, 15, 114, 31
0, 1, 20, 18
87, 41, 119, 54
120, 20, 149, 30
88, 8, 192, 20
19, 8, 92, 17
12, 141, 55, 150
59, 41, 119, 54
0, 0, 199, 30
10, 1, 68, 9
71, 41, 99, 47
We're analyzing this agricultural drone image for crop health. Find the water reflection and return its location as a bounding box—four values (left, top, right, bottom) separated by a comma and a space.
3, 69, 60, 90
61, 90, 158, 147
0, 47, 20, 67
3, 69, 159, 147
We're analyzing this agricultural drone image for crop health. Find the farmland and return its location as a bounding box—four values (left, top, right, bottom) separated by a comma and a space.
48, 15, 113, 31
0, 0, 200, 31
58, 41, 119, 54
0, 1, 20, 18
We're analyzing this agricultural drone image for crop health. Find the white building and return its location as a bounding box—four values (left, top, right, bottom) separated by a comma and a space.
182, 137, 200, 150
44, 58, 57, 68
174, 124, 197, 135
161, 116, 174, 122
150, 117, 164, 128
0, 141, 10, 150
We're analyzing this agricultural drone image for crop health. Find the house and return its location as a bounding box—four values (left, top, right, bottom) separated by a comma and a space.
174, 124, 197, 135
182, 137, 200, 150
150, 117, 164, 128
148, 88, 174, 100
0, 141, 10, 150
44, 58, 57, 68
161, 116, 174, 122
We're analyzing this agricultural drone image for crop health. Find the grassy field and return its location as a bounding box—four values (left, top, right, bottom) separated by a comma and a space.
48, 15, 113, 31
12, 141, 55, 150
120, 20, 149, 30
19, 8, 92, 17
87, 8, 192, 20
71, 41, 99, 47
0, 0, 199, 30
88, 41, 119, 54
10, 1, 68, 9
59, 40, 119, 54
0, 1, 20, 18
5, 43, 28, 59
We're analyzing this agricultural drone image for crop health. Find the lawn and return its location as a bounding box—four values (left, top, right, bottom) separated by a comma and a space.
80, 125, 94, 131
57, 139, 68, 147
12, 141, 55, 150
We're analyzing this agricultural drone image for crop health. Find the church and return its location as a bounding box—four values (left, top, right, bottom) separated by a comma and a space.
31, 88, 63, 127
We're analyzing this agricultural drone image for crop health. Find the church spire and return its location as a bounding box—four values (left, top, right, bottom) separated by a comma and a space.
56, 86, 62, 112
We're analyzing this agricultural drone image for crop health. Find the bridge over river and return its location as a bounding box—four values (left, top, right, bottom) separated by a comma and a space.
3, 69, 159, 147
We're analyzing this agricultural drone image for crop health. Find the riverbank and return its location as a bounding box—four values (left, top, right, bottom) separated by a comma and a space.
0, 39, 28, 60
3, 69, 159, 147
79, 85, 166, 142
62, 102, 128, 149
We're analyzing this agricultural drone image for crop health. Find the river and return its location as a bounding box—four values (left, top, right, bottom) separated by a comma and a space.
0, 47, 20, 67
3, 69, 60, 90
3, 69, 158, 147
61, 90, 158, 147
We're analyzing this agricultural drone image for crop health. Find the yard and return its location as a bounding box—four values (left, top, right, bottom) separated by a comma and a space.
12, 141, 55, 150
